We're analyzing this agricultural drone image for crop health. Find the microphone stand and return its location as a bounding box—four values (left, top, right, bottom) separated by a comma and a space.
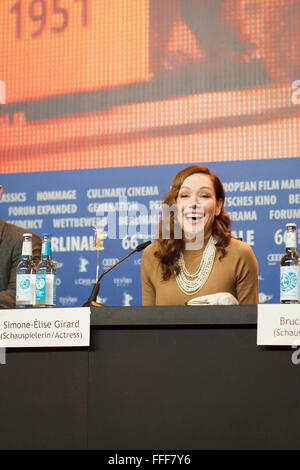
82, 240, 151, 307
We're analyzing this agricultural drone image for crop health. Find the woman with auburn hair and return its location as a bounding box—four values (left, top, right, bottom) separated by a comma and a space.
141, 165, 258, 305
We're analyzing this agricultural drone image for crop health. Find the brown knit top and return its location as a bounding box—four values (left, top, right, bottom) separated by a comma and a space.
141, 237, 258, 305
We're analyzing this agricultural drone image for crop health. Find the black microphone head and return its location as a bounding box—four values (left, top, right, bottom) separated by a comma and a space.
136, 240, 152, 252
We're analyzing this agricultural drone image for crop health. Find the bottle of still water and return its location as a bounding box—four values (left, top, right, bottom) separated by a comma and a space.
36, 233, 56, 307
16, 233, 37, 308
280, 223, 300, 303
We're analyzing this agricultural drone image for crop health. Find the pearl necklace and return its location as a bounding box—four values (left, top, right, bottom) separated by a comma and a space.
175, 236, 217, 295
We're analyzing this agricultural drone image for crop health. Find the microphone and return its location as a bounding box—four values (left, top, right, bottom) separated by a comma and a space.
82, 240, 151, 307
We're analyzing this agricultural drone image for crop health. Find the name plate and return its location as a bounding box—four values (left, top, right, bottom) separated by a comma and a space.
257, 304, 300, 346
0, 307, 90, 348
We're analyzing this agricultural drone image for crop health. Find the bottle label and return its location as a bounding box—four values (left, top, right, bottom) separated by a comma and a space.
16, 274, 35, 304
280, 266, 300, 301
36, 274, 46, 302
22, 241, 32, 257
46, 273, 56, 305
286, 231, 297, 248
36, 273, 56, 305
42, 241, 51, 257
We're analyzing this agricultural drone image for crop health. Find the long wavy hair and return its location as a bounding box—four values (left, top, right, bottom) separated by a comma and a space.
155, 165, 232, 280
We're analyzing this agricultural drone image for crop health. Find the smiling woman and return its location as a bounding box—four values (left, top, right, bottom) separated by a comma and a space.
176, 172, 223, 247
141, 165, 259, 306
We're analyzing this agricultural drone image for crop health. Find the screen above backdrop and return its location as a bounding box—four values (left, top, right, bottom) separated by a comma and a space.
1, 1, 299, 173
1, 0, 150, 102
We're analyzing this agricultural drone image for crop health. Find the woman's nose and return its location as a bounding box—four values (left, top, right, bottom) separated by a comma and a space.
189, 194, 199, 207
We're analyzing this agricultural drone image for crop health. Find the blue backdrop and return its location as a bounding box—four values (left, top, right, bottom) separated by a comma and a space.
0, 157, 299, 306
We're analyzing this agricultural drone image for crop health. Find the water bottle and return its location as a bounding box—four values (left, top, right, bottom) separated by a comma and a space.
280, 223, 300, 303
36, 233, 56, 307
16, 233, 37, 308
